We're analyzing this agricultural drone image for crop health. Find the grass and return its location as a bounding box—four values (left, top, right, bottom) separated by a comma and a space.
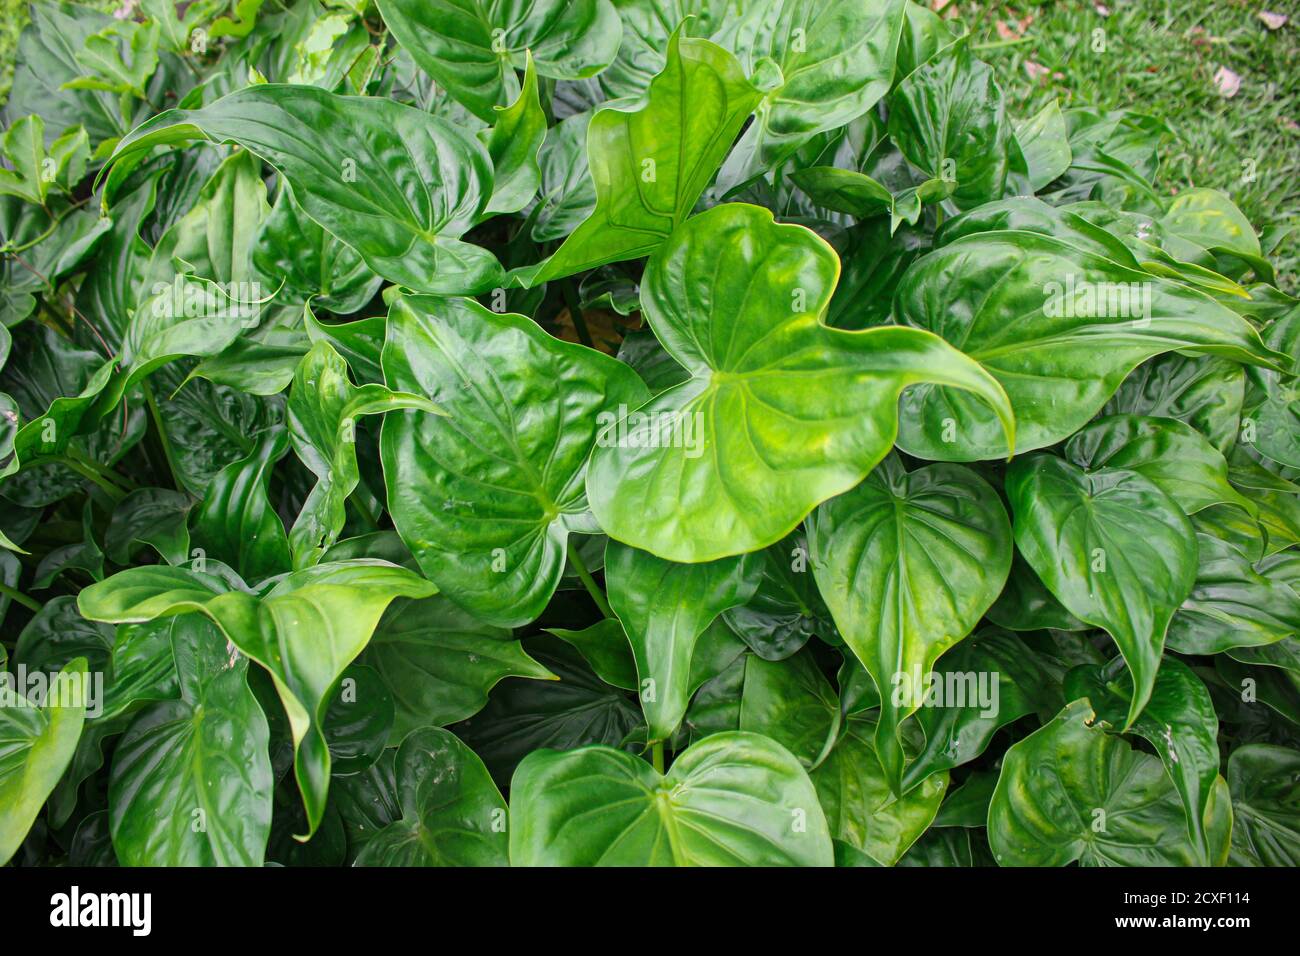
967, 0, 1300, 288
1, 0, 1297, 285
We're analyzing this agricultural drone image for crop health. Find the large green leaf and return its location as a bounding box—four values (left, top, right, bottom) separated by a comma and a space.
354, 727, 508, 866
79, 559, 436, 838
988, 699, 1230, 866
376, 0, 621, 122
479, 53, 547, 217
1104, 353, 1244, 453
287, 341, 440, 568
1065, 656, 1219, 864
521, 32, 761, 285
738, 651, 840, 769
605, 540, 758, 742
509, 731, 832, 866
807, 455, 1011, 789
587, 202, 1013, 562
1007, 454, 1198, 726
363, 594, 554, 740
105, 85, 500, 294
0, 658, 88, 865
895, 231, 1287, 461
1227, 744, 1300, 866
380, 293, 647, 627
108, 616, 273, 866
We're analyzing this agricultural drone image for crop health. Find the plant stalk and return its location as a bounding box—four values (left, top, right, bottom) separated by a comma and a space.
0, 581, 43, 613
567, 542, 613, 618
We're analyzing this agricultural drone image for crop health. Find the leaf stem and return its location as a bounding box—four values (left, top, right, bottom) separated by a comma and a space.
560, 280, 594, 349
53, 454, 125, 502
143, 381, 184, 491
67, 448, 138, 491
0, 580, 43, 613
651, 741, 665, 774
567, 541, 612, 618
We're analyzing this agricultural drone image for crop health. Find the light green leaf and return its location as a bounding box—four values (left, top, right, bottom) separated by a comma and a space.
587, 202, 1013, 562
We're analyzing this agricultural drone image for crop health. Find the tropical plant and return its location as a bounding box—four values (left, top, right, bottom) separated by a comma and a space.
0, 0, 1297, 868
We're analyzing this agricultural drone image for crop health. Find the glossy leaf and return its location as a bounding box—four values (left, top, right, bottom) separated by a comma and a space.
509, 731, 832, 866
988, 700, 1230, 866
587, 202, 1014, 562
1007, 454, 1198, 727
381, 293, 647, 627
808, 455, 1011, 789
605, 540, 759, 741
106, 85, 500, 294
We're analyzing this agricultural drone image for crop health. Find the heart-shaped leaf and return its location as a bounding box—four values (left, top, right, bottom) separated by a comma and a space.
1006, 454, 1198, 727
895, 231, 1287, 461
105, 85, 500, 294
354, 727, 509, 866
376, 0, 621, 122
988, 699, 1230, 866
587, 202, 1014, 562
509, 730, 832, 866
0, 657, 87, 865
1065, 655, 1219, 863
1227, 744, 1300, 866
381, 293, 647, 627
808, 455, 1011, 789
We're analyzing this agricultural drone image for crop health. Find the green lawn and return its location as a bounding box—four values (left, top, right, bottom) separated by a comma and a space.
969, 0, 1300, 287
2, 0, 1297, 284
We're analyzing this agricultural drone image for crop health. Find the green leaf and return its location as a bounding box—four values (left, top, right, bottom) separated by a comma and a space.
0, 658, 88, 866
720, 531, 835, 661
79, 559, 437, 838
323, 664, 394, 774
521, 32, 762, 285
808, 455, 1011, 789
364, 594, 554, 739
453, 636, 640, 786
812, 715, 947, 865
0, 115, 86, 204
1007, 454, 1198, 727
899, 628, 1040, 792
1243, 307, 1300, 470
605, 540, 759, 741
288, 341, 440, 568
587, 202, 1014, 562
190, 425, 292, 583
1014, 99, 1071, 191
1065, 414, 1255, 517
251, 183, 382, 315
1105, 353, 1244, 454
887, 39, 1016, 209
376, 0, 621, 122
105, 85, 500, 294
717, 0, 907, 179
354, 727, 508, 866
739, 651, 840, 769
509, 731, 833, 866
108, 616, 273, 866
545, 619, 638, 692
894, 231, 1287, 461
105, 488, 193, 566
1065, 655, 1219, 864
381, 293, 647, 627
988, 699, 1230, 866
1165, 532, 1300, 655
478, 52, 547, 217
1227, 744, 1300, 866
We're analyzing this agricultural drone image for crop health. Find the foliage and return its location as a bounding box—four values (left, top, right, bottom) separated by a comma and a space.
0, 0, 1297, 869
